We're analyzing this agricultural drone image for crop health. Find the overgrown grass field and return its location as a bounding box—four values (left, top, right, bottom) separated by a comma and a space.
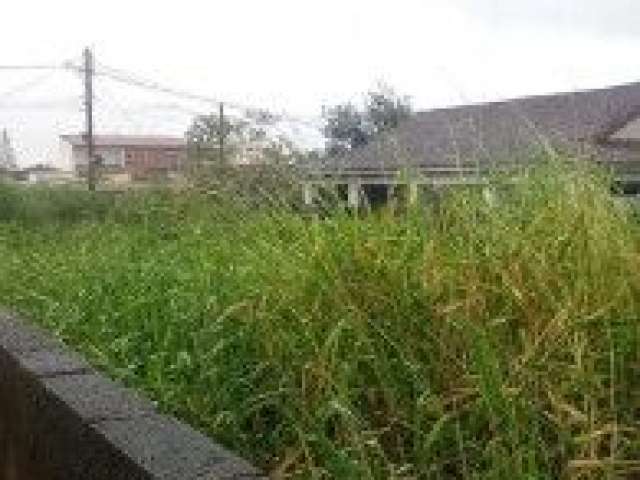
1, 161, 640, 479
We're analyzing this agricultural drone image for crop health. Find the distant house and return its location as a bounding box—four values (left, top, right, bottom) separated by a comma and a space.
60, 135, 188, 182
0, 168, 19, 182
303, 81, 640, 207
15, 164, 75, 185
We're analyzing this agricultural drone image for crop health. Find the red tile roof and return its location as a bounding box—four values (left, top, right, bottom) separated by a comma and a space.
60, 134, 187, 148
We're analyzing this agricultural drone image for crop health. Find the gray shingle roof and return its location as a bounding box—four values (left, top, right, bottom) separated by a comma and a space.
321, 81, 640, 173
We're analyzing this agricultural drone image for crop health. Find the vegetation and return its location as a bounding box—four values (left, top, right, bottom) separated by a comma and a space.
0, 159, 639, 479
186, 109, 295, 166
323, 83, 412, 155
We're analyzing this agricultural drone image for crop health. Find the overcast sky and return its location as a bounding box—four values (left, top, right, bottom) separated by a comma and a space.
2, 0, 640, 168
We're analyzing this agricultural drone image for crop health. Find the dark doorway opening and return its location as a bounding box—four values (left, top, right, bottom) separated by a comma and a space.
362, 184, 389, 209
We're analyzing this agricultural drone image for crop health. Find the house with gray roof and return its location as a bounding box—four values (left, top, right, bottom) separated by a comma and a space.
303, 81, 640, 207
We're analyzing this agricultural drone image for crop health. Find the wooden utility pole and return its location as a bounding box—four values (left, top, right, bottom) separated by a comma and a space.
219, 102, 224, 164
83, 47, 95, 191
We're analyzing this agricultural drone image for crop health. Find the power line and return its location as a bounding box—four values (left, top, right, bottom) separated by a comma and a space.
94, 62, 323, 130
0, 57, 324, 135
93, 84, 194, 134
0, 99, 79, 110
0, 55, 323, 150
93, 65, 320, 148
0, 55, 83, 100
95, 84, 229, 120
93, 75, 241, 132
0, 71, 63, 99
0, 65, 67, 71
95, 63, 234, 109
0, 55, 82, 72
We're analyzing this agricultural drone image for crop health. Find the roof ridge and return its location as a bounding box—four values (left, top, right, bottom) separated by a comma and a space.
415, 80, 640, 117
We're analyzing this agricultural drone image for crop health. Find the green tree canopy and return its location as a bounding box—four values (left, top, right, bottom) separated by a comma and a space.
322, 83, 412, 155
185, 111, 295, 166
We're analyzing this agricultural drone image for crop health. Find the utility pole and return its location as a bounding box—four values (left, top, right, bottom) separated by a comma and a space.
83, 47, 95, 191
219, 102, 224, 164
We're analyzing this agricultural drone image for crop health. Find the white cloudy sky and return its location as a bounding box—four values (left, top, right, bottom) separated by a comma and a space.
2, 0, 640, 167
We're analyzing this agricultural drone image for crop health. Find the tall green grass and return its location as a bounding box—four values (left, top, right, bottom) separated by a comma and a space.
1, 160, 639, 479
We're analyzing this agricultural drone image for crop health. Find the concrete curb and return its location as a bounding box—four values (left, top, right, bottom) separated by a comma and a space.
0, 310, 265, 480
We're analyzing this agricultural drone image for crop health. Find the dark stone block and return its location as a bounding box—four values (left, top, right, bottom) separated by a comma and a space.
0, 312, 64, 354
42, 373, 156, 422
96, 413, 262, 480
195, 455, 268, 479
18, 349, 92, 378
0, 310, 264, 480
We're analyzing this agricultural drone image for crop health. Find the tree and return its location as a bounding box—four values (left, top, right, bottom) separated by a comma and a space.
185, 113, 241, 163
185, 112, 296, 166
365, 83, 412, 135
0, 129, 16, 170
322, 103, 370, 155
322, 83, 412, 155
184, 111, 301, 204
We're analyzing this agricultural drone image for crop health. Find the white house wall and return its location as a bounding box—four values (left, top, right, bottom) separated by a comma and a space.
59, 140, 74, 171
71, 146, 125, 170
98, 147, 126, 167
